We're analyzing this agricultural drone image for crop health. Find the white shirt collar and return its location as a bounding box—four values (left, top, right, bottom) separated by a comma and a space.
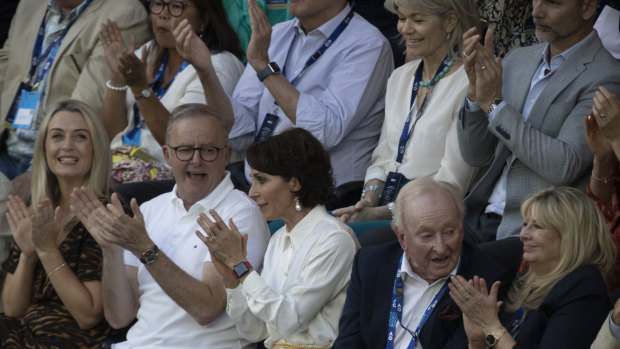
400, 251, 460, 286
170, 171, 235, 216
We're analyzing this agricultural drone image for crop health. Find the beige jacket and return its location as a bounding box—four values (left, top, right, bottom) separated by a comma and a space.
0, 0, 150, 132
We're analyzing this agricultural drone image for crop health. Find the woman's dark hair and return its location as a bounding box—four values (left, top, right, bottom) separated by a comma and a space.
193, 0, 244, 60
247, 128, 334, 208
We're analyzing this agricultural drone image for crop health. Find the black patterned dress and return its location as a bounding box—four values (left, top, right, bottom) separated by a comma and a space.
0, 223, 118, 349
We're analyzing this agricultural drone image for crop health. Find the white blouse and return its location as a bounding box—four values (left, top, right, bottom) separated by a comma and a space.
364, 59, 475, 195
225, 205, 360, 348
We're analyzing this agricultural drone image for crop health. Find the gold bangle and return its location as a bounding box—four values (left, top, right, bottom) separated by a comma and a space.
592, 172, 615, 184
47, 263, 67, 278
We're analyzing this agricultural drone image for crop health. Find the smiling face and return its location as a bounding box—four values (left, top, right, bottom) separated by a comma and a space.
520, 212, 562, 276
248, 169, 300, 222
163, 115, 231, 209
531, 0, 595, 54
396, 6, 456, 62
44, 111, 93, 185
396, 190, 464, 284
151, 0, 203, 49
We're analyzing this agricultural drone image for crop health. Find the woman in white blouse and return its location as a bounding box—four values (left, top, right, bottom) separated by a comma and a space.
99, 0, 244, 183
195, 128, 360, 349
334, 0, 478, 223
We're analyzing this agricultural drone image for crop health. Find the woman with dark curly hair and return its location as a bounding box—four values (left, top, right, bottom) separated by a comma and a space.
194, 128, 360, 349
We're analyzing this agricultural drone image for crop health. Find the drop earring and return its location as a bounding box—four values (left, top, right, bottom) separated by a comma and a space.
446, 32, 452, 40
294, 197, 302, 212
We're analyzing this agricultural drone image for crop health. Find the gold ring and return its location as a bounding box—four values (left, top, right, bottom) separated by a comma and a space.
125, 69, 132, 74
463, 51, 469, 59
601, 113, 607, 119
481, 66, 488, 70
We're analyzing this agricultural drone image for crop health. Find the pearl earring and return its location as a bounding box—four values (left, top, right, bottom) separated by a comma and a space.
294, 197, 302, 212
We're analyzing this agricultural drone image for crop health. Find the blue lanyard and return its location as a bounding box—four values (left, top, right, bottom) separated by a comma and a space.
394, 57, 452, 165
509, 305, 525, 338
130, 50, 189, 129
29, 0, 93, 88
273, 10, 354, 109
386, 254, 461, 349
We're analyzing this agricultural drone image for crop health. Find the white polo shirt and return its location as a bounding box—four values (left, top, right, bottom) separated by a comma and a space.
115, 173, 270, 349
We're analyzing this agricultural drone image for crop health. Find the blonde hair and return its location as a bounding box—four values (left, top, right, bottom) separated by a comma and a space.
384, 0, 479, 60
506, 186, 616, 312
31, 100, 111, 227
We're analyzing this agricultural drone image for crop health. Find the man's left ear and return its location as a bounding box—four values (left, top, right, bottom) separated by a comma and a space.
581, 0, 597, 21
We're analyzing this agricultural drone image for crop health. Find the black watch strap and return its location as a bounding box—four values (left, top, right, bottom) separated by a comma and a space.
139, 244, 159, 265
257, 62, 281, 82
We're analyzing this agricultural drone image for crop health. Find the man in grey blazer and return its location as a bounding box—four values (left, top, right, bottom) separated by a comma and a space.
457, 0, 620, 242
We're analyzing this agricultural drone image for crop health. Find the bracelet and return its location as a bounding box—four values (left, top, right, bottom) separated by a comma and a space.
47, 262, 67, 278
361, 184, 379, 200
106, 80, 128, 91
591, 171, 616, 184
387, 201, 395, 219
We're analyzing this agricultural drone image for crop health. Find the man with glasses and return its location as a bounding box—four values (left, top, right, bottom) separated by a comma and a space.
72, 104, 270, 348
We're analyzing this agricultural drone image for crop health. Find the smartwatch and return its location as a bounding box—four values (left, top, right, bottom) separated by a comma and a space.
257, 62, 281, 82
134, 87, 152, 101
232, 260, 253, 279
139, 244, 159, 265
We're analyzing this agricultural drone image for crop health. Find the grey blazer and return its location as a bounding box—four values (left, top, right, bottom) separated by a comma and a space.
457, 31, 620, 241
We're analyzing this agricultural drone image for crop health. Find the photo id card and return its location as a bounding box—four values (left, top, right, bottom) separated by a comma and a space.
13, 90, 40, 129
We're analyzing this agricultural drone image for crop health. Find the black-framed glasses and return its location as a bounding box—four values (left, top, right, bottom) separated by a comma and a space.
168, 145, 224, 162
150, 0, 192, 17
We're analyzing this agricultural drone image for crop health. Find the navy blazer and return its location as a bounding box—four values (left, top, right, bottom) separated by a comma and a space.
510, 264, 611, 349
333, 240, 515, 349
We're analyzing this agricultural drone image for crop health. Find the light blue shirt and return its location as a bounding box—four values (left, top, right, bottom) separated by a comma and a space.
229, 4, 394, 186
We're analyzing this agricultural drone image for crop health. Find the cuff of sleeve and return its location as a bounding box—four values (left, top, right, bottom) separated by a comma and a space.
465, 97, 480, 111
609, 312, 620, 340
226, 284, 249, 319
487, 101, 507, 123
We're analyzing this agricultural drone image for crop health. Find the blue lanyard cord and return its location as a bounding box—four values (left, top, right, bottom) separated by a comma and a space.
509, 306, 525, 338
131, 50, 189, 128
274, 10, 354, 108
30, 0, 94, 88
386, 254, 462, 349
394, 56, 454, 165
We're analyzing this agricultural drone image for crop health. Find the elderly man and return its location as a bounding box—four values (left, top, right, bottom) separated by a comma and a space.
173, 0, 393, 192
333, 178, 515, 348
0, 0, 149, 199
72, 104, 270, 349
458, 0, 620, 242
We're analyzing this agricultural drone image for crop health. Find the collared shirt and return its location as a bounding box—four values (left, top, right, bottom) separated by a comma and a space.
225, 205, 359, 348
6, 0, 90, 161
609, 312, 620, 340
482, 31, 596, 216
116, 173, 270, 349
364, 61, 474, 196
229, 4, 394, 186
394, 253, 458, 349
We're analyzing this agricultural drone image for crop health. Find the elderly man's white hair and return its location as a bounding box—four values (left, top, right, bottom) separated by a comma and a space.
391, 178, 465, 233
